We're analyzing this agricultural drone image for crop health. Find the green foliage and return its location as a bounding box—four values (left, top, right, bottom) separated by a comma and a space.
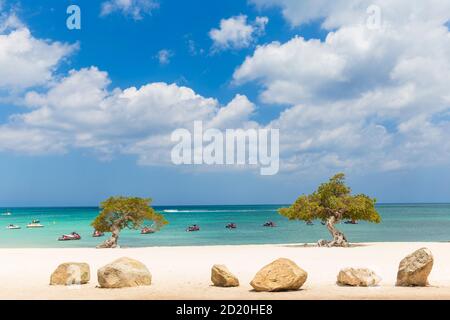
91, 196, 168, 233
279, 173, 381, 223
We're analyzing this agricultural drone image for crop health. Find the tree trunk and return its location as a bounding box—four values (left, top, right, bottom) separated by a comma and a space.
318, 215, 349, 247
96, 225, 120, 249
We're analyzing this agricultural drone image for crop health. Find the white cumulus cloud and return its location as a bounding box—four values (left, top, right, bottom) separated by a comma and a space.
1, 67, 256, 165
100, 0, 159, 20
236, 0, 450, 173
209, 15, 269, 51
0, 16, 257, 168
5, 1, 450, 178
250, 0, 450, 29
0, 13, 76, 92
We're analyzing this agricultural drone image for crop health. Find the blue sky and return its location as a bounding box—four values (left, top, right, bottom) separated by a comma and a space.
18, 0, 310, 107
1, 0, 450, 206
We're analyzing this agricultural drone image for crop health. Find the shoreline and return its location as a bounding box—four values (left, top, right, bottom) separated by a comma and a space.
0, 240, 449, 250
1, 242, 450, 299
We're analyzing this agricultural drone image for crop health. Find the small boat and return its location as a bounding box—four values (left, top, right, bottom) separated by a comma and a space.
186, 225, 200, 232
344, 219, 358, 225
263, 221, 276, 227
92, 230, 104, 237
226, 223, 237, 229
2, 210, 12, 216
58, 232, 81, 241
306, 221, 314, 226
6, 224, 20, 230
26, 220, 44, 228
141, 227, 155, 234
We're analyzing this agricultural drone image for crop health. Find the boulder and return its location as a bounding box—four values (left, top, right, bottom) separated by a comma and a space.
97, 257, 152, 288
250, 258, 307, 292
211, 264, 239, 287
50, 262, 90, 286
337, 268, 381, 287
396, 248, 433, 287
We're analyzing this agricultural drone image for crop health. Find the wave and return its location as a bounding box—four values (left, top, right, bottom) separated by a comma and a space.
163, 209, 278, 213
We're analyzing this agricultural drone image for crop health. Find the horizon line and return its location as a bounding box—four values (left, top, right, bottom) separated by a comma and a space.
1, 202, 450, 209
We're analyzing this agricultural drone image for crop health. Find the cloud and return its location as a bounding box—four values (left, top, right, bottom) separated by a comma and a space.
1, 67, 255, 165
234, 36, 346, 105
209, 15, 268, 51
0, 13, 76, 92
236, 0, 450, 173
0, 15, 256, 168
0, 10, 23, 32
250, 0, 450, 29
186, 37, 204, 56
100, 0, 159, 20
208, 94, 256, 129
0, 126, 67, 155
156, 49, 173, 65
5, 0, 450, 178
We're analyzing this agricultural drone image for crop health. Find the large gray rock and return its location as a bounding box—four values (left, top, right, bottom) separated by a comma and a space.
97, 257, 152, 288
337, 268, 381, 287
250, 258, 307, 292
396, 248, 433, 287
211, 264, 239, 287
50, 262, 90, 286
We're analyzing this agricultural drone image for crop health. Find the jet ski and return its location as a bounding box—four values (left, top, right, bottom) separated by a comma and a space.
186, 225, 200, 232
263, 221, 276, 227
141, 227, 156, 234
92, 230, 105, 237
6, 224, 20, 230
226, 223, 237, 229
58, 232, 81, 241
27, 220, 44, 228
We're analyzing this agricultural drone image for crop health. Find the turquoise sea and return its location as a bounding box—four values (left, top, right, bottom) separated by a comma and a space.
0, 204, 449, 248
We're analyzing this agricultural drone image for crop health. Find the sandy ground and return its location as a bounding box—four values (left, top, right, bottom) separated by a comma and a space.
0, 242, 450, 300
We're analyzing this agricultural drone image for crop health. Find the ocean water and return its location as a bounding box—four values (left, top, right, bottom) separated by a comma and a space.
0, 204, 449, 248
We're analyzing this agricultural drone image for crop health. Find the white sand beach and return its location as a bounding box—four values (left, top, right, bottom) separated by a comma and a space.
1, 242, 450, 300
